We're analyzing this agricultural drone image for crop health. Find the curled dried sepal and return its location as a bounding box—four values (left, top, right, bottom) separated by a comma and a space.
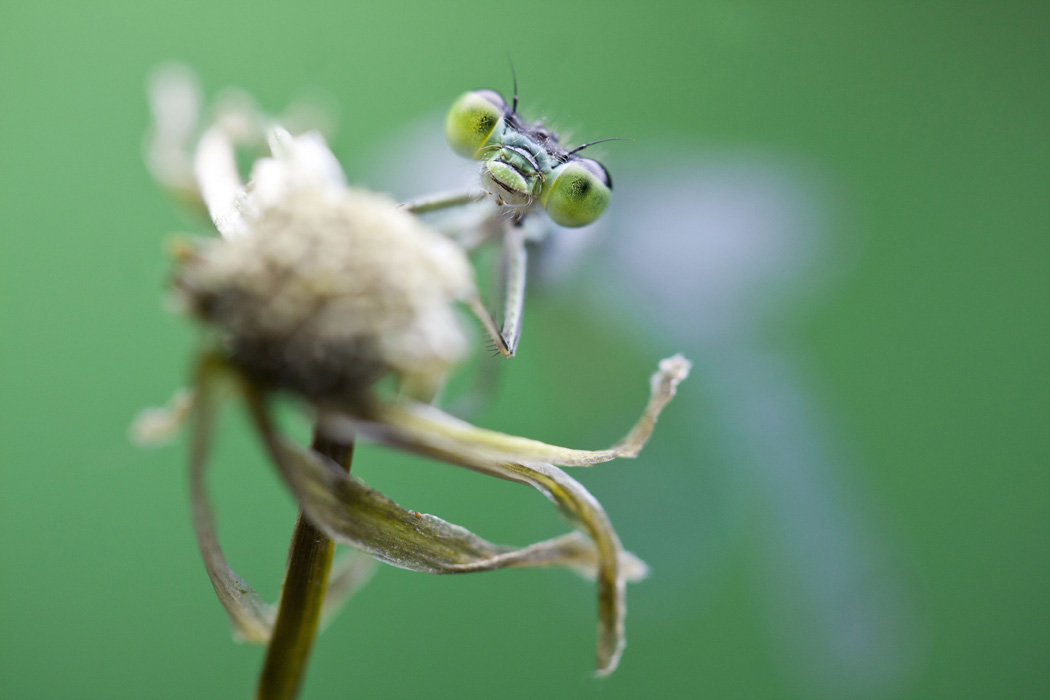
300, 355, 690, 675
353, 353, 692, 468
189, 356, 376, 644
144, 64, 203, 204
194, 126, 352, 240
247, 401, 648, 580
129, 388, 194, 446
190, 356, 648, 649
145, 65, 338, 219
189, 355, 275, 643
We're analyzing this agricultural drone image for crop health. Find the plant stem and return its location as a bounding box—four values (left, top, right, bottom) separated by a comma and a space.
256, 430, 354, 700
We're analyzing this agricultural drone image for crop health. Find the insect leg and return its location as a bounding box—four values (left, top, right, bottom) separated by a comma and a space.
401, 189, 480, 215
466, 295, 514, 358
461, 222, 528, 359
496, 223, 528, 357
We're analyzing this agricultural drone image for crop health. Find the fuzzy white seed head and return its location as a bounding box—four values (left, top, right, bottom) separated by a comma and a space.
176, 186, 476, 402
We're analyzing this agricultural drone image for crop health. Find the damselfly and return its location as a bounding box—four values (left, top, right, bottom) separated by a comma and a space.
403, 80, 620, 358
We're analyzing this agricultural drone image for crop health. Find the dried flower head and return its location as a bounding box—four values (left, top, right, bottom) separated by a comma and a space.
176, 168, 474, 402
136, 65, 689, 681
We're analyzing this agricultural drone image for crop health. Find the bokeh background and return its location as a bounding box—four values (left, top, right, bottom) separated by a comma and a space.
1, 2, 1046, 698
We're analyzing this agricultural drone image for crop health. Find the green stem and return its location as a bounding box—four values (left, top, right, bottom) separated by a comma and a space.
255, 431, 354, 700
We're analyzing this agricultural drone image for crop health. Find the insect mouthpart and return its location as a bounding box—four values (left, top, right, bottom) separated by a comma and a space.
480, 159, 534, 208
479, 138, 551, 208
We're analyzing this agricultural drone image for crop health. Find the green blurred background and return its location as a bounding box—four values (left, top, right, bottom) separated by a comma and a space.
2, 1, 1047, 698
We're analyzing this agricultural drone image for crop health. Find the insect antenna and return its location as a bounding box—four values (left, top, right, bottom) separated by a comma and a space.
507, 55, 519, 113
566, 137, 633, 156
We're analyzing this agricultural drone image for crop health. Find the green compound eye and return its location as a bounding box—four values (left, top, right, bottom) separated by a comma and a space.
445, 90, 506, 159
540, 158, 612, 228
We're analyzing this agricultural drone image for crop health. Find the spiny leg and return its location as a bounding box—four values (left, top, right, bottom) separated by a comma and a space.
465, 220, 528, 359
446, 220, 532, 413
466, 295, 514, 358
404, 194, 528, 359
495, 222, 528, 358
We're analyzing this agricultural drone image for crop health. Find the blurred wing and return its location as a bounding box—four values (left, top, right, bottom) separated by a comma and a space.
588, 150, 922, 697
367, 122, 922, 695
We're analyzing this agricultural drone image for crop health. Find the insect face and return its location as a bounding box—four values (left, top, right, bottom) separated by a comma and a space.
445, 89, 612, 227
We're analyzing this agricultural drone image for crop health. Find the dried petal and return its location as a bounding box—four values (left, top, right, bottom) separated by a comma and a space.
189, 356, 274, 643
246, 397, 645, 581
145, 63, 202, 199
351, 353, 692, 467
129, 388, 194, 446
187, 357, 370, 644
320, 355, 691, 675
